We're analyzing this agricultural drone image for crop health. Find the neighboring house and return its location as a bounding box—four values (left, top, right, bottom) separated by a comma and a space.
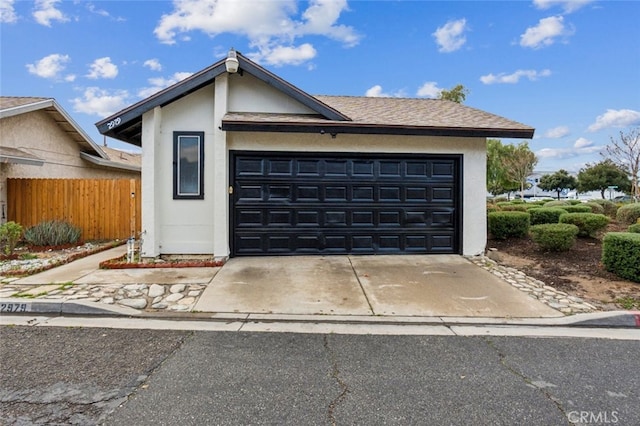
0, 96, 140, 224
97, 50, 533, 259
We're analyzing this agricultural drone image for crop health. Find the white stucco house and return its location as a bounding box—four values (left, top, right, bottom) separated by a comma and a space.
97, 50, 534, 259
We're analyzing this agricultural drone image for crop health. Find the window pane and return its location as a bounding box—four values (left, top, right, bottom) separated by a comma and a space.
178, 135, 200, 195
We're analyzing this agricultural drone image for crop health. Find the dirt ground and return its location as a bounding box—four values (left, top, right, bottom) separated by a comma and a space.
487, 222, 640, 311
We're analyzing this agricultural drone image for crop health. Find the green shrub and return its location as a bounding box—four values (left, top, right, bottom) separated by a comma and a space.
488, 211, 530, 239
543, 200, 571, 208
559, 213, 609, 237
530, 223, 580, 251
511, 199, 525, 204
23, 220, 82, 247
494, 197, 508, 203
628, 223, 640, 233
589, 199, 618, 217
529, 207, 568, 225
583, 202, 605, 215
602, 233, 640, 282
568, 199, 583, 205
563, 205, 592, 213
496, 201, 513, 208
616, 203, 640, 225
500, 204, 529, 212
0, 221, 23, 256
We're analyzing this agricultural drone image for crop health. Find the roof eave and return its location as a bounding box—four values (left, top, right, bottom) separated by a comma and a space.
221, 121, 535, 139
80, 152, 141, 172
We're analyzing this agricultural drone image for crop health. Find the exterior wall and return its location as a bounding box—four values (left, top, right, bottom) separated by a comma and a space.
229, 132, 487, 256
0, 110, 138, 224
141, 84, 217, 255
228, 73, 315, 114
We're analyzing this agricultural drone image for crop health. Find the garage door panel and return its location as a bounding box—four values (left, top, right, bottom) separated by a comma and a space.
232, 153, 460, 255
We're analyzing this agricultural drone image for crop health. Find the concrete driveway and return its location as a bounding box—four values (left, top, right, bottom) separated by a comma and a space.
194, 255, 561, 318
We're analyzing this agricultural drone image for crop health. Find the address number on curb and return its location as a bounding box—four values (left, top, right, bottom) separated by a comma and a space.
0, 303, 28, 313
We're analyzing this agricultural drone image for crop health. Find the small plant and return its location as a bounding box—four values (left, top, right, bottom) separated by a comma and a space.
488, 211, 530, 239
615, 296, 640, 310
0, 221, 23, 256
616, 203, 640, 225
529, 223, 579, 251
19, 253, 38, 260
602, 233, 640, 283
23, 220, 81, 247
529, 207, 568, 225
628, 223, 640, 233
559, 213, 609, 237
499, 204, 529, 212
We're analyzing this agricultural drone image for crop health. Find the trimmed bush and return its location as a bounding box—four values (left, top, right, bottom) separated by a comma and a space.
616, 203, 640, 225
602, 232, 640, 282
0, 221, 23, 256
23, 220, 82, 247
530, 223, 579, 251
563, 205, 592, 213
529, 207, 568, 225
511, 199, 525, 204
496, 201, 514, 208
488, 211, 530, 239
500, 204, 529, 212
568, 199, 583, 205
543, 200, 571, 208
628, 223, 640, 233
583, 202, 605, 215
559, 213, 609, 237
589, 199, 618, 217
494, 197, 508, 203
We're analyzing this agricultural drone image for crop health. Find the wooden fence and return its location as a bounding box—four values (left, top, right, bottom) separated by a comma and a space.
7, 178, 141, 241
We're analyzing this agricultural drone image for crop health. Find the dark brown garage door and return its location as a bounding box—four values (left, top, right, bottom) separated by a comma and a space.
231, 151, 461, 256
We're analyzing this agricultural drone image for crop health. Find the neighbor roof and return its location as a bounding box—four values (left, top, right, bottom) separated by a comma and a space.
97, 51, 534, 145
0, 96, 140, 172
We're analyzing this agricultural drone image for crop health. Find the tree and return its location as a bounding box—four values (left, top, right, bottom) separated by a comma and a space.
577, 159, 631, 199
438, 84, 469, 103
486, 139, 519, 196
502, 142, 538, 198
604, 128, 640, 201
538, 169, 578, 200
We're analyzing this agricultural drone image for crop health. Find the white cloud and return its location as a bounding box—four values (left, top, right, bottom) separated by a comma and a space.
26, 53, 71, 80
144, 59, 162, 71
365, 85, 405, 98
588, 109, 640, 132
573, 137, 593, 148
248, 43, 317, 67
432, 18, 467, 53
543, 125, 570, 138
1, 0, 17, 23
480, 69, 551, 84
86, 57, 118, 79
137, 72, 194, 99
533, 0, 594, 14
33, 0, 69, 27
153, 0, 359, 66
520, 16, 572, 49
416, 82, 442, 98
536, 137, 602, 159
71, 87, 130, 117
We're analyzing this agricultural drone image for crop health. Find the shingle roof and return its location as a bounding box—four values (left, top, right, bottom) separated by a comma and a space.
96, 50, 535, 144
0, 96, 50, 111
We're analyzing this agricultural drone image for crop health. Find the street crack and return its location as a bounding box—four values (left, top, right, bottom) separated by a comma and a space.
483, 337, 572, 425
324, 335, 349, 426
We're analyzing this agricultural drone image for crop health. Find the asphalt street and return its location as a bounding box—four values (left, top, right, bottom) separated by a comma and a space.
0, 326, 638, 425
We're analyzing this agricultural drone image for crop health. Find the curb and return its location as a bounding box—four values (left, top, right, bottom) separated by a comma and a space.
2, 298, 639, 329
0, 298, 140, 316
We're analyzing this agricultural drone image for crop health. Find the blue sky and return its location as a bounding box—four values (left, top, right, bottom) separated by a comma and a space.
1, 0, 639, 172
